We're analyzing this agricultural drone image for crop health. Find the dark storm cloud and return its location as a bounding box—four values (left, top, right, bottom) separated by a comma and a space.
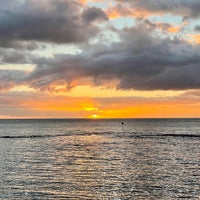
0, 0, 107, 47
23, 23, 200, 91
108, 25, 200, 90
82, 7, 108, 23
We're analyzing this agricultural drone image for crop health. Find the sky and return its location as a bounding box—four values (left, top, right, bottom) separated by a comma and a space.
0, 0, 200, 118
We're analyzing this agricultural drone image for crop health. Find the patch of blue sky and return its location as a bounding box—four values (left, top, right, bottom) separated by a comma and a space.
185, 18, 200, 33
149, 14, 182, 25
111, 17, 136, 29
87, 0, 113, 9
32, 43, 82, 58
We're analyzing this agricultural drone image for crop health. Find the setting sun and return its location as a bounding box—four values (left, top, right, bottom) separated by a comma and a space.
91, 114, 99, 118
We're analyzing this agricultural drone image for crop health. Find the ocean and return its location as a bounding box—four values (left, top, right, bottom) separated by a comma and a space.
0, 118, 200, 199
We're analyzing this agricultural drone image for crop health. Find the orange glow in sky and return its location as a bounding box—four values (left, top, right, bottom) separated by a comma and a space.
1, 89, 198, 119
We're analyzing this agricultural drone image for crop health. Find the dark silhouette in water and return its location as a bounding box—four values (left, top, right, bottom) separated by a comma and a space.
121, 121, 125, 133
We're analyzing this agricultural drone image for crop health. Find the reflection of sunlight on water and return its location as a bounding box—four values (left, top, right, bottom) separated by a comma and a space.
51, 131, 134, 199
78, 134, 106, 144
1, 119, 200, 199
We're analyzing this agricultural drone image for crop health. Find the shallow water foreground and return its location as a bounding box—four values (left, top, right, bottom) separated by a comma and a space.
0, 119, 200, 199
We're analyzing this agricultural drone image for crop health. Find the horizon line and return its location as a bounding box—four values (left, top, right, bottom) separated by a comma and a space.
0, 117, 199, 120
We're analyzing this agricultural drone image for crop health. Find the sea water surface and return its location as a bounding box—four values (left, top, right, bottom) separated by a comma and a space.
0, 118, 200, 199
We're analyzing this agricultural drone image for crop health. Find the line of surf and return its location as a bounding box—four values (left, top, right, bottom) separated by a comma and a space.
0, 132, 199, 139
135, 133, 200, 138
0, 133, 71, 139
0, 131, 113, 139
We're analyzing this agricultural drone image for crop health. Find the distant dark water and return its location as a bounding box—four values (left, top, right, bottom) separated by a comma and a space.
0, 119, 200, 199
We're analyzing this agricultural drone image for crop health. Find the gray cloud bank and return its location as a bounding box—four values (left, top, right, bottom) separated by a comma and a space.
0, 0, 200, 91
0, 0, 107, 47
19, 24, 200, 91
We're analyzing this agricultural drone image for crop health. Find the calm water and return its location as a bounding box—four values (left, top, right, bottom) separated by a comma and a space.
0, 119, 200, 199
